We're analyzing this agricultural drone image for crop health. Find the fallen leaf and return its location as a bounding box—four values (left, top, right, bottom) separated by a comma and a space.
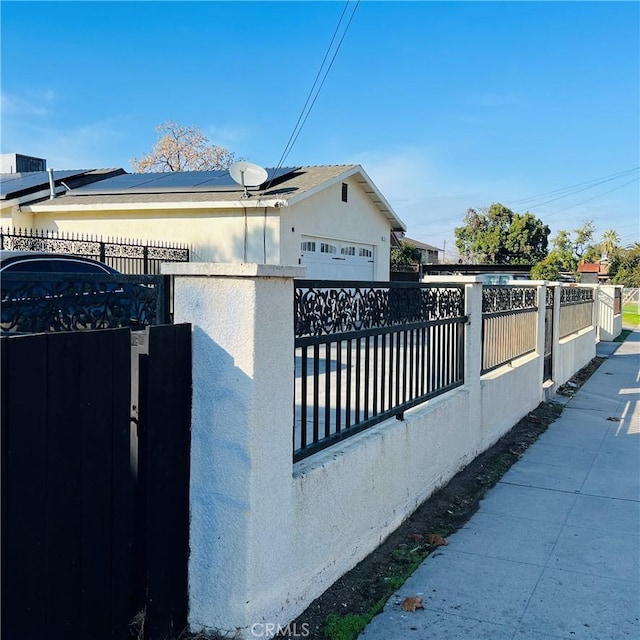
408, 533, 424, 542
401, 596, 424, 612
426, 534, 448, 547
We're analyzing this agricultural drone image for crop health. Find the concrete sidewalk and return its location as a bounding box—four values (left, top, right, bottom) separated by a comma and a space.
360, 330, 640, 640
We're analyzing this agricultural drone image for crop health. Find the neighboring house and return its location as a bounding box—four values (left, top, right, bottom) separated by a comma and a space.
578, 261, 609, 284
1, 167, 126, 227
391, 232, 441, 265
19, 164, 406, 280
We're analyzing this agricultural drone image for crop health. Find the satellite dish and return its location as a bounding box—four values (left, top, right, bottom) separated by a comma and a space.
229, 161, 268, 197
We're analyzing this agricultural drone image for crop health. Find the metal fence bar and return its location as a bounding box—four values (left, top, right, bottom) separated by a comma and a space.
481, 285, 538, 374
559, 286, 594, 338
0, 227, 189, 275
293, 281, 467, 462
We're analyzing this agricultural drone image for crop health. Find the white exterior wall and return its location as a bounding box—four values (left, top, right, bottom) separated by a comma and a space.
290, 388, 473, 611
166, 263, 302, 636
596, 285, 623, 341
554, 326, 597, 388
164, 268, 571, 638
33, 208, 282, 264
551, 284, 597, 389
479, 283, 546, 448
279, 176, 391, 280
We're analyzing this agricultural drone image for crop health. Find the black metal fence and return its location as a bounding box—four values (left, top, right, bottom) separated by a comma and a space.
0, 227, 189, 275
1, 272, 169, 333
559, 286, 594, 338
293, 281, 467, 462
481, 286, 538, 374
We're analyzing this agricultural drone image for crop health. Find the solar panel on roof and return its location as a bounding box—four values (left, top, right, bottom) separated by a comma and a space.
152, 170, 228, 186
67, 167, 301, 196
0, 170, 86, 199
71, 173, 167, 194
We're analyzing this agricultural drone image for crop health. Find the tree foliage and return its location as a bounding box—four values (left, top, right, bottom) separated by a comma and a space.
390, 241, 422, 270
599, 229, 621, 260
454, 204, 549, 265
609, 243, 640, 287
530, 223, 628, 282
130, 120, 236, 172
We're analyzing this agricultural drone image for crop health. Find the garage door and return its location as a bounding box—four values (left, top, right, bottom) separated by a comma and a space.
299, 237, 375, 280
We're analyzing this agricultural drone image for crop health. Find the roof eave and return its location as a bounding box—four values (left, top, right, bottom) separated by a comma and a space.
23, 197, 289, 213
285, 165, 406, 232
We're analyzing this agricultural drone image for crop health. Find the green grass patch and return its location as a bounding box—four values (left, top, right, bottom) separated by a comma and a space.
324, 598, 387, 640
622, 304, 640, 329
323, 541, 438, 640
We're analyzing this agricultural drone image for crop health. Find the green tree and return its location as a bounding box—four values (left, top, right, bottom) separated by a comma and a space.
531, 253, 564, 281
454, 204, 549, 264
531, 221, 600, 280
609, 243, 640, 287
599, 229, 621, 260
391, 241, 422, 270
573, 220, 595, 260
130, 120, 235, 172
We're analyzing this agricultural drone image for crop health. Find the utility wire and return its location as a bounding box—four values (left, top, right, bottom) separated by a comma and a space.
281, 2, 360, 165
507, 167, 639, 211
542, 176, 640, 218
266, 0, 360, 187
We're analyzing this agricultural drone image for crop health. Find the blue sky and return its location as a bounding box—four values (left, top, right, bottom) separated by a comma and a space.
2, 1, 638, 257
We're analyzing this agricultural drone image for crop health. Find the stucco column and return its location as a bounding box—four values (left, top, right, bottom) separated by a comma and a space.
162, 263, 305, 637
533, 282, 547, 388
463, 280, 483, 448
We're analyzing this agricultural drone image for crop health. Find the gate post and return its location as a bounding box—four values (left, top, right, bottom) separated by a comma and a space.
163, 263, 305, 637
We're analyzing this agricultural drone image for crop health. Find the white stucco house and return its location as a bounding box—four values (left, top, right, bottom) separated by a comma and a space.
13, 164, 406, 280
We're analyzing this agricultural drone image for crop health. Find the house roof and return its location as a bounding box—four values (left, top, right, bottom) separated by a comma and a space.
392, 232, 442, 252
407, 239, 441, 253
577, 263, 600, 273
23, 165, 406, 232
1, 168, 126, 203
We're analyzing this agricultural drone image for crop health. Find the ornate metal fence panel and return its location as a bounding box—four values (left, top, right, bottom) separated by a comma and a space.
294, 281, 467, 462
1, 273, 168, 333
0, 227, 189, 275
559, 286, 594, 338
481, 286, 538, 374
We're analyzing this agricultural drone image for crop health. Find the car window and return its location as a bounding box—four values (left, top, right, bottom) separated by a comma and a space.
3, 260, 53, 273
49, 260, 110, 273
2, 258, 110, 274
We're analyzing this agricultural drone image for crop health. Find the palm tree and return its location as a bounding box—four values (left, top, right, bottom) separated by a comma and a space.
600, 229, 620, 260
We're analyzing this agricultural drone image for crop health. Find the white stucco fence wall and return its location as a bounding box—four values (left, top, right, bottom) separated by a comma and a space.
552, 284, 597, 389
163, 265, 597, 637
596, 284, 623, 342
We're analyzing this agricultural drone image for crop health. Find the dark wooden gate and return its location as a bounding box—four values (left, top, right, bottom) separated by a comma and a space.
1, 324, 191, 640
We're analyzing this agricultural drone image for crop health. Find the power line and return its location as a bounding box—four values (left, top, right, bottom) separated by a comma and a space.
267, 1, 360, 185
506, 167, 639, 211
542, 176, 640, 218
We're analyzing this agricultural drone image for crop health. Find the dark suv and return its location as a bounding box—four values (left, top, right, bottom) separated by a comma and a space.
0, 250, 118, 274
1, 251, 162, 333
